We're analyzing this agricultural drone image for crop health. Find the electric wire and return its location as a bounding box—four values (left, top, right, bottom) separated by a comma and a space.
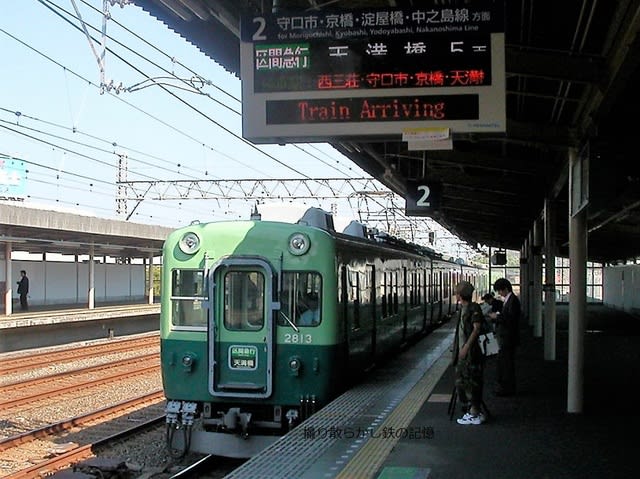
1, 2, 453, 246
43, 0, 363, 180
2, 2, 368, 189
36, 0, 320, 179
76, 0, 362, 177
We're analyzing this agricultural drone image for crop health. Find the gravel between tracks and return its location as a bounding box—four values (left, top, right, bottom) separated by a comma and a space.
1, 335, 245, 477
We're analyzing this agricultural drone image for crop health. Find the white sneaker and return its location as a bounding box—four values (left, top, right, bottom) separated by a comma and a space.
457, 412, 485, 425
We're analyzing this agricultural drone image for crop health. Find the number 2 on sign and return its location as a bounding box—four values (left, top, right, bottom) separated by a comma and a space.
417, 185, 431, 206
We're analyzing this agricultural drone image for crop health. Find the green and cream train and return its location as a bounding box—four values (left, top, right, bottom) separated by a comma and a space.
161, 207, 487, 458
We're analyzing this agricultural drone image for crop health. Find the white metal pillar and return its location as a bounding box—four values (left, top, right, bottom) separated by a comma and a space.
4, 242, 12, 315
42, 252, 47, 304
544, 198, 557, 360
88, 244, 95, 309
75, 255, 80, 303
568, 148, 586, 413
147, 253, 154, 304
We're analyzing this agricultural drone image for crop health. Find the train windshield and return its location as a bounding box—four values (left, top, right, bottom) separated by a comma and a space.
279, 272, 322, 327
170, 269, 207, 327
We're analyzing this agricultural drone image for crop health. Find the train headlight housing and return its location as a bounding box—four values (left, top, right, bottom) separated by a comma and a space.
288, 233, 310, 256
288, 356, 302, 376
179, 232, 200, 255
181, 353, 197, 372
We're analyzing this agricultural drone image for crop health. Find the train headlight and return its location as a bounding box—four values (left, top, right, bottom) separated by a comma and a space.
288, 233, 310, 256
181, 353, 196, 372
288, 356, 302, 376
179, 232, 200, 254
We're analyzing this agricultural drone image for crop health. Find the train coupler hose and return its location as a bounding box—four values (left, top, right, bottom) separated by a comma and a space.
165, 400, 196, 458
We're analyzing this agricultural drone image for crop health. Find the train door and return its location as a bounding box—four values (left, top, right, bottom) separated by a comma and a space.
208, 258, 275, 398
437, 270, 444, 320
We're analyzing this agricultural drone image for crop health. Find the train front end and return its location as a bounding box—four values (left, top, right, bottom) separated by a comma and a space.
160, 219, 343, 458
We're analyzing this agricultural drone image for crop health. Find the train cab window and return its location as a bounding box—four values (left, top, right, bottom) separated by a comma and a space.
223, 271, 265, 330
171, 269, 207, 327
279, 272, 322, 327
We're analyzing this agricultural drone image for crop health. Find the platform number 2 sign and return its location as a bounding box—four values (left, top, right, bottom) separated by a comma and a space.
416, 185, 432, 206
405, 181, 442, 216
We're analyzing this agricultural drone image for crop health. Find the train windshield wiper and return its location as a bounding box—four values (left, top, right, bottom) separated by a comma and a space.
279, 311, 299, 332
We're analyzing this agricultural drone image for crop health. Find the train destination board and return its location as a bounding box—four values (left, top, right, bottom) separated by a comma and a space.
266, 94, 479, 124
240, 1, 505, 143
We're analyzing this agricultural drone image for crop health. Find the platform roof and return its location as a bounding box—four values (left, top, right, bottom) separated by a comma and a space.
132, 0, 640, 263
0, 204, 172, 257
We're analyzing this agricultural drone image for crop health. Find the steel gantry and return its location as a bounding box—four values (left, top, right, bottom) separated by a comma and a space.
117, 177, 465, 253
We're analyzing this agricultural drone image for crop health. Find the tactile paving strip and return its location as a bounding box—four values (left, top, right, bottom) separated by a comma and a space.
223, 325, 454, 479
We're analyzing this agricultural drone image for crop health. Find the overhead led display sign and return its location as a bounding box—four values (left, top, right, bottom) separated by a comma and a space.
240, 1, 506, 143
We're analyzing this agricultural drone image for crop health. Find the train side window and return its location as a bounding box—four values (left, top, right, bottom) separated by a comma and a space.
280, 271, 322, 327
171, 269, 207, 327
392, 271, 399, 314
347, 268, 360, 330
387, 272, 394, 316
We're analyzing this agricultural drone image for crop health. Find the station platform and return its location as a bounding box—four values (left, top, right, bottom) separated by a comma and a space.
0, 302, 160, 353
225, 303, 639, 479
0, 301, 159, 328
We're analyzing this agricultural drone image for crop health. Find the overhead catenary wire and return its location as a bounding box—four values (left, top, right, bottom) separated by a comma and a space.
74, 0, 363, 178
0, 2, 466, 253
35, 0, 351, 181
0, 24, 379, 221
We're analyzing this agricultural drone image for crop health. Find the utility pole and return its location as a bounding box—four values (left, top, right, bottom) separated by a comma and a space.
116, 153, 127, 217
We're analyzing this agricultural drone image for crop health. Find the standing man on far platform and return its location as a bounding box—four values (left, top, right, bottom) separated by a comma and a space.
488, 278, 520, 396
17, 270, 29, 311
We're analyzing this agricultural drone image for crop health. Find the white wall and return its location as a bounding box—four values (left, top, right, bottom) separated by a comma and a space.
1, 259, 147, 306
603, 264, 640, 314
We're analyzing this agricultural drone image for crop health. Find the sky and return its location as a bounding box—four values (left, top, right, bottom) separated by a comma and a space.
0, 0, 475, 260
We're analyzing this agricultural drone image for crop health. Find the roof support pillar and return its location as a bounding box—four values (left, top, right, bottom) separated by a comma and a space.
147, 253, 155, 305
532, 218, 544, 337
42, 252, 47, 305
4, 242, 12, 316
88, 244, 95, 310
568, 147, 586, 414
519, 238, 529, 322
527, 229, 535, 325
544, 198, 557, 360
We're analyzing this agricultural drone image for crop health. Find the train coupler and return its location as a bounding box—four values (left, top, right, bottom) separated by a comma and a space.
166, 400, 182, 424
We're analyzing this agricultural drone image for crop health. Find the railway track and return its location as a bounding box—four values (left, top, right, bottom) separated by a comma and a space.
1, 353, 160, 410
0, 391, 165, 452
2, 413, 165, 479
0, 337, 162, 476
0, 333, 159, 375
1, 333, 243, 478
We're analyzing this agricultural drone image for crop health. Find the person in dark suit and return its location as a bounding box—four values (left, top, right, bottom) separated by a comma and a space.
488, 278, 520, 396
16, 270, 29, 311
